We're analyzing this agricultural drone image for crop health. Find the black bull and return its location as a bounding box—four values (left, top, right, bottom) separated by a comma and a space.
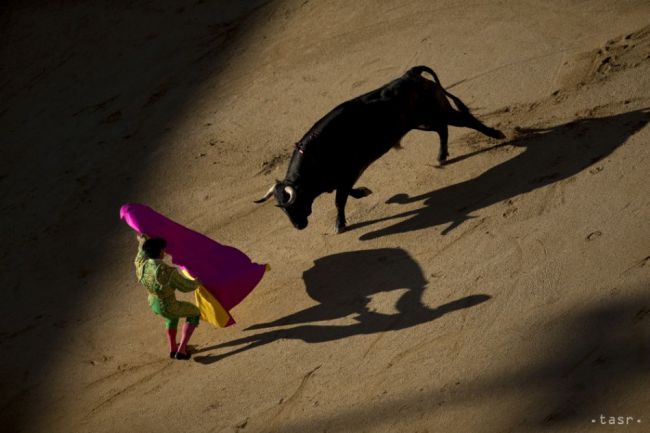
255, 66, 506, 232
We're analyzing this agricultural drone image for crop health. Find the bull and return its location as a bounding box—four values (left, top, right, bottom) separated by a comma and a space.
255, 65, 505, 232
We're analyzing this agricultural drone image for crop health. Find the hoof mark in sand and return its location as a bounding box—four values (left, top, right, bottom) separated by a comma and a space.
502, 207, 518, 218
586, 230, 602, 241
557, 24, 650, 89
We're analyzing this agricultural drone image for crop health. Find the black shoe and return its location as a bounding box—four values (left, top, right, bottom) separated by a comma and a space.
169, 351, 177, 359
175, 351, 191, 360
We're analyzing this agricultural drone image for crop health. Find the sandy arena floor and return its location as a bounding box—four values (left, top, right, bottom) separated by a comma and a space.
1, 1, 649, 432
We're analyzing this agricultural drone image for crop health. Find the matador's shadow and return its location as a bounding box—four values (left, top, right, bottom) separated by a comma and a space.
194, 248, 490, 364
350, 108, 650, 240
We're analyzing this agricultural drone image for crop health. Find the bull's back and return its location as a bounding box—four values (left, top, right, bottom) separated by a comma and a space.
295, 80, 417, 186
313, 99, 407, 147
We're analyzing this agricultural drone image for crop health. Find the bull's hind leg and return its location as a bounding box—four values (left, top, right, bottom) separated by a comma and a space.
437, 124, 449, 163
448, 110, 505, 139
416, 124, 449, 164
334, 188, 350, 233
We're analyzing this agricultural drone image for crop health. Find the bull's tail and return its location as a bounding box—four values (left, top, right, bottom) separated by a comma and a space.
442, 89, 471, 113
407, 65, 440, 85
408, 65, 471, 113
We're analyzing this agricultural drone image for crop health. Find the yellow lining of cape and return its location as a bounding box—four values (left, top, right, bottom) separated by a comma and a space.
181, 268, 232, 327
195, 286, 232, 328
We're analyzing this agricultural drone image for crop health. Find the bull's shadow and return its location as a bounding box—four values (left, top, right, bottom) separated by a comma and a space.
194, 248, 490, 364
352, 109, 650, 240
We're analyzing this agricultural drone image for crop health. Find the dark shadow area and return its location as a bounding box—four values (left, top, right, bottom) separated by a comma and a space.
249, 287, 650, 432
194, 248, 490, 364
347, 109, 650, 240
0, 1, 277, 431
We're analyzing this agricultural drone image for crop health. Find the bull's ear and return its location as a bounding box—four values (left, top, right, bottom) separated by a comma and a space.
254, 185, 275, 204
276, 192, 288, 207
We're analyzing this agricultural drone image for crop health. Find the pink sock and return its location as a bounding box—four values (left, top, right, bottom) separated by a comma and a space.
166, 328, 178, 353
177, 323, 196, 354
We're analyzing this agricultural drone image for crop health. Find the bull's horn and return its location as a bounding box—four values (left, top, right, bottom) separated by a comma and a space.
254, 185, 275, 204
284, 185, 296, 206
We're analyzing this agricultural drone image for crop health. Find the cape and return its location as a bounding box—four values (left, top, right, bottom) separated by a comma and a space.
120, 203, 267, 326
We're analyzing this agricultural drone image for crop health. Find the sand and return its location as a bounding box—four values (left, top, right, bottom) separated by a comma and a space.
1, 1, 649, 432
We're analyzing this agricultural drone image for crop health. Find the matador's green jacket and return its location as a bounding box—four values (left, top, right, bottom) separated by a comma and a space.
134, 244, 201, 323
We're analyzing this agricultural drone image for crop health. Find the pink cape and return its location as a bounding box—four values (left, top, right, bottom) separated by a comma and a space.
120, 203, 266, 326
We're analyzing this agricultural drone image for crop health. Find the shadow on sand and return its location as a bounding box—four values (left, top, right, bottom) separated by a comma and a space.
194, 248, 490, 364
347, 109, 650, 240
241, 287, 650, 433
0, 1, 274, 430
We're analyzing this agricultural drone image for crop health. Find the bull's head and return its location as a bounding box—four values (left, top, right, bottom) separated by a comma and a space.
254, 181, 313, 230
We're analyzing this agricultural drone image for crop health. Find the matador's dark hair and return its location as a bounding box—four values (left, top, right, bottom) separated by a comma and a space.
142, 238, 167, 259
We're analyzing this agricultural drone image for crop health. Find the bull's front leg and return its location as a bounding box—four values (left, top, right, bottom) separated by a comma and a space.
335, 188, 350, 233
